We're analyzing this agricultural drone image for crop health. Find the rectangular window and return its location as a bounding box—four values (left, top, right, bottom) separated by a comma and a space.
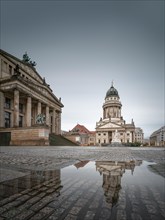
19, 116, 23, 127
5, 112, 11, 128
5, 98, 11, 109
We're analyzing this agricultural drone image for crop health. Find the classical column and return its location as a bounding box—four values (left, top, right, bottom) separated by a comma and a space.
46, 106, 49, 126
52, 109, 56, 133
58, 112, 61, 134
26, 96, 32, 127
0, 91, 4, 127
55, 113, 59, 134
37, 101, 41, 115
119, 108, 121, 117
103, 109, 105, 119
132, 131, 135, 143
14, 89, 19, 127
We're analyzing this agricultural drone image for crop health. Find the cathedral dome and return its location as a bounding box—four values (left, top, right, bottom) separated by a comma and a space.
106, 84, 119, 98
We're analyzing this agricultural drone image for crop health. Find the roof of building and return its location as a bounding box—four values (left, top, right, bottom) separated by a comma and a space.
71, 124, 90, 134
69, 124, 95, 135
106, 83, 119, 98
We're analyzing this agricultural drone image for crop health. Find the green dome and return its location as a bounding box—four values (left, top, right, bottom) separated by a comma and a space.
106, 85, 119, 98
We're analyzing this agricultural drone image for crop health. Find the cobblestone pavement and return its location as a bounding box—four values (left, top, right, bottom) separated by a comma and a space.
0, 146, 164, 220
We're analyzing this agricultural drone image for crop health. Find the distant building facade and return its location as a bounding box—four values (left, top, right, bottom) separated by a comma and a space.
0, 49, 63, 146
95, 83, 136, 145
150, 126, 165, 146
64, 124, 96, 146
134, 127, 144, 144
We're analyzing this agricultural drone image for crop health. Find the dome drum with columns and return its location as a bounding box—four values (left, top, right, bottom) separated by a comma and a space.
96, 82, 135, 146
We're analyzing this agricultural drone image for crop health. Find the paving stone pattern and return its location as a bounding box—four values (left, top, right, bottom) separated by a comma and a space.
0, 146, 164, 220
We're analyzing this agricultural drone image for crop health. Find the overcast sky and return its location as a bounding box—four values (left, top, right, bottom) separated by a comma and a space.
1, 0, 164, 138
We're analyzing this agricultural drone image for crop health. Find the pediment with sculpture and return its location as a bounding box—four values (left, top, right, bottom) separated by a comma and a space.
97, 121, 123, 130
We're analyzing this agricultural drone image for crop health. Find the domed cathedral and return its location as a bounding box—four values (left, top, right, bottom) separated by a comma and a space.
95, 82, 135, 145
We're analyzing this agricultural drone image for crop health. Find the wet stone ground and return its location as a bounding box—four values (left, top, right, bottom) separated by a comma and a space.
0, 146, 164, 220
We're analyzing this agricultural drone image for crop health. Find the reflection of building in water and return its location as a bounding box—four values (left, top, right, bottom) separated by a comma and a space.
0, 169, 62, 200
96, 160, 142, 206
74, 160, 89, 169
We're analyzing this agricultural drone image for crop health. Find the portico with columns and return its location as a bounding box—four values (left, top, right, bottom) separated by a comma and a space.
0, 49, 63, 145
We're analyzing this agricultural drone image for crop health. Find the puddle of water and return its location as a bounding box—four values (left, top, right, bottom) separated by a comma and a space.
0, 160, 164, 220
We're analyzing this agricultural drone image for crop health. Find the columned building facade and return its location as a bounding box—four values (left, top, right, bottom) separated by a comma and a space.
0, 49, 63, 146
95, 83, 135, 145
150, 126, 165, 146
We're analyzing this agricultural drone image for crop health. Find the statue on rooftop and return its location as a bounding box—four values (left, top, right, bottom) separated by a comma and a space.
22, 52, 30, 63
22, 52, 37, 67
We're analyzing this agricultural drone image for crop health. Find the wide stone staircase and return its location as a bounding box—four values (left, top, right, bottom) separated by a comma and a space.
49, 134, 79, 146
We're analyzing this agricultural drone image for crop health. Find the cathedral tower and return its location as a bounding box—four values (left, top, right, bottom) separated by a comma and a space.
103, 82, 122, 119
95, 82, 135, 145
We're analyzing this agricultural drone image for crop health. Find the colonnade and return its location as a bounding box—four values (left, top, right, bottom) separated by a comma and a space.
103, 106, 121, 119
0, 89, 61, 134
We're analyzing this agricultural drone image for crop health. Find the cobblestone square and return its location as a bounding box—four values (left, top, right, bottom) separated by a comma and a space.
0, 146, 164, 220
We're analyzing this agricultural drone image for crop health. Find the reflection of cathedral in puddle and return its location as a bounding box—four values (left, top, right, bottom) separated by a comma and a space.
0, 169, 62, 200
96, 160, 142, 206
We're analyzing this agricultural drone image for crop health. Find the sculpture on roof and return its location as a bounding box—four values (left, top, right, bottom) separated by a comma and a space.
22, 52, 30, 63
22, 52, 37, 67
